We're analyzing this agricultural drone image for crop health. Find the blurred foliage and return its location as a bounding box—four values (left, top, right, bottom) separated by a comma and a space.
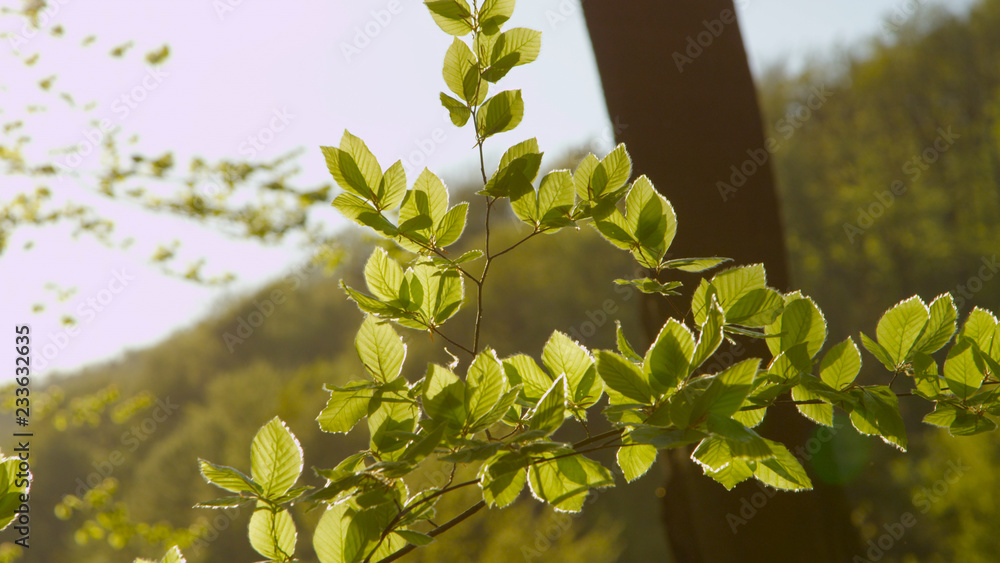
758, 1, 1000, 560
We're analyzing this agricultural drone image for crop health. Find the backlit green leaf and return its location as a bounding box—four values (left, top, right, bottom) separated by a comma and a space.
251, 418, 303, 498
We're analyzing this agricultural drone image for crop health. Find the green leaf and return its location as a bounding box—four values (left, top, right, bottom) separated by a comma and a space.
615, 321, 643, 364
465, 349, 506, 427
479, 452, 528, 508
198, 460, 258, 494
497, 138, 543, 181
395, 529, 435, 547
471, 385, 521, 432
399, 169, 449, 250
765, 295, 827, 359
627, 427, 706, 449
696, 359, 761, 420
690, 435, 733, 471
875, 296, 929, 368
725, 288, 785, 327
529, 375, 566, 434
595, 144, 633, 197
662, 257, 731, 273
160, 546, 186, 563
318, 381, 375, 434
691, 297, 725, 369
914, 294, 957, 354
696, 264, 766, 325
542, 331, 602, 408
355, 316, 406, 383
435, 202, 469, 248
618, 433, 658, 482
484, 138, 542, 198
848, 386, 907, 451
537, 169, 575, 230
958, 308, 998, 357
707, 415, 773, 461
644, 319, 695, 393
527, 450, 614, 512
819, 338, 862, 391
860, 331, 895, 371
341, 282, 405, 319
792, 384, 833, 426
478, 0, 515, 34
627, 176, 675, 267
422, 364, 467, 428
380, 161, 407, 211
502, 354, 552, 401
368, 398, 419, 461
922, 401, 996, 436
950, 410, 998, 436
440, 92, 471, 127
403, 264, 464, 326
251, 418, 303, 498
195, 496, 251, 509
476, 90, 524, 139
442, 38, 484, 104
572, 153, 600, 202
703, 459, 754, 490
481, 28, 542, 82
321, 131, 384, 203
400, 425, 447, 463
613, 278, 682, 296
363, 248, 404, 303
596, 350, 654, 405
332, 193, 398, 239
249, 507, 296, 562
425, 0, 474, 36
752, 441, 812, 491
313, 504, 365, 563
943, 338, 984, 402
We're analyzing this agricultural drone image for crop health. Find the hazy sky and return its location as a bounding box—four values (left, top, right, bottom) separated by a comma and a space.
0, 0, 978, 377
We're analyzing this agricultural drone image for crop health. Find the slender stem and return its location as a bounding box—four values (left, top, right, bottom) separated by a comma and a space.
376, 501, 487, 563
431, 326, 476, 357
572, 429, 623, 449
491, 230, 542, 260
365, 479, 482, 563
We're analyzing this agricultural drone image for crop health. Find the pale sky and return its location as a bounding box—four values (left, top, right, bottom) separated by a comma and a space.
0, 0, 978, 378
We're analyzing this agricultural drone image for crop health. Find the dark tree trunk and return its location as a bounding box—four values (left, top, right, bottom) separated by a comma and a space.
581, 2, 861, 561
